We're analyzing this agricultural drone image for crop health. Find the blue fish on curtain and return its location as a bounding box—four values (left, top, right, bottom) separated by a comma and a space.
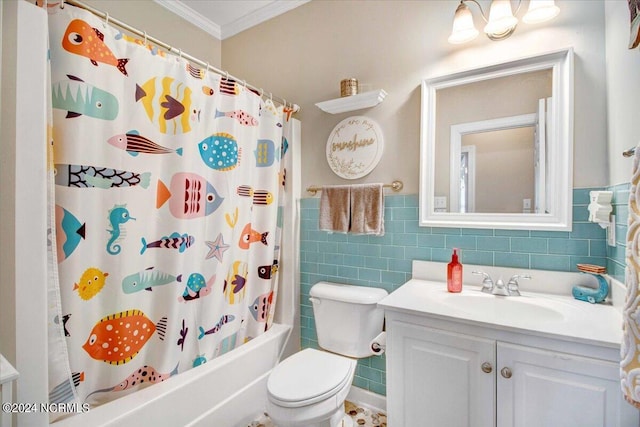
46, 4, 290, 417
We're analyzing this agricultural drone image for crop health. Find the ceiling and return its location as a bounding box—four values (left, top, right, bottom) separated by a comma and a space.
154, 0, 310, 40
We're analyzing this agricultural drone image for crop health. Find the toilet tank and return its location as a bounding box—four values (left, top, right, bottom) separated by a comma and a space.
310, 281, 388, 358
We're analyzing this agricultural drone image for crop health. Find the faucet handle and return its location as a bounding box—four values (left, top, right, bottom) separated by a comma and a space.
472, 271, 494, 293
506, 274, 531, 296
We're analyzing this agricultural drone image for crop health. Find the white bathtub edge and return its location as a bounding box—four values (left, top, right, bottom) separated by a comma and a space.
346, 386, 387, 414
189, 370, 271, 427
51, 324, 291, 427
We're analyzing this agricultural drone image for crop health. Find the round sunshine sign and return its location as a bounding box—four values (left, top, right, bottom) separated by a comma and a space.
325, 116, 384, 179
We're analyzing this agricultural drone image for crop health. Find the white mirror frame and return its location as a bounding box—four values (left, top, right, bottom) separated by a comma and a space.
419, 48, 574, 231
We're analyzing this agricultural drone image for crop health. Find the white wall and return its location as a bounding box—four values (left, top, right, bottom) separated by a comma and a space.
222, 0, 608, 194
605, 0, 640, 186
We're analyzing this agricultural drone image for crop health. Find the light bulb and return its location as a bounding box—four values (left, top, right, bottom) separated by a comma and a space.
484, 0, 518, 39
523, 0, 560, 24
448, 2, 479, 44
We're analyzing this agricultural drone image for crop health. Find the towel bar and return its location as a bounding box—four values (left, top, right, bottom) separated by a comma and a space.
306, 180, 403, 196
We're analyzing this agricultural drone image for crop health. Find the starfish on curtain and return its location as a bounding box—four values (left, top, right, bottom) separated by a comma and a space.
205, 233, 230, 262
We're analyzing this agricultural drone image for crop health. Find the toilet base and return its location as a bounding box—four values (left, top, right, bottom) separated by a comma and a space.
267, 409, 353, 427
337, 413, 354, 427
327, 409, 353, 427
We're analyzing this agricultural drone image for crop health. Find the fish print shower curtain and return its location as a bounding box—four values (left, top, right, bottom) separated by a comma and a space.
47, 4, 289, 415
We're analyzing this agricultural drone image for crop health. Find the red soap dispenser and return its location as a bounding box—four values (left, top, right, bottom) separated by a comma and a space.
447, 248, 463, 293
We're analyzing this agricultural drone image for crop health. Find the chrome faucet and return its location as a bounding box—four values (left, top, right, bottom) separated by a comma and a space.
506, 274, 531, 296
492, 278, 509, 296
472, 271, 494, 294
472, 271, 531, 296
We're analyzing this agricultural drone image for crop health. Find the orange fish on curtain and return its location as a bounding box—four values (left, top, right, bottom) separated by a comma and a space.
61, 19, 129, 76
82, 310, 167, 365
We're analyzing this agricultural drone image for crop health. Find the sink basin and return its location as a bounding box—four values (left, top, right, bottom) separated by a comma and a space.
438, 291, 580, 322
378, 277, 623, 347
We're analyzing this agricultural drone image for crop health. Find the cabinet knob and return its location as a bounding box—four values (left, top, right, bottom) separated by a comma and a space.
500, 367, 512, 379
481, 362, 493, 373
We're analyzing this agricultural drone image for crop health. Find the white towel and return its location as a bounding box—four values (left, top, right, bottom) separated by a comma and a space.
350, 183, 384, 236
319, 185, 351, 233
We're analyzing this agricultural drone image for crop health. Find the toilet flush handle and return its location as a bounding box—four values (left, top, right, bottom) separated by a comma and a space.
309, 297, 321, 305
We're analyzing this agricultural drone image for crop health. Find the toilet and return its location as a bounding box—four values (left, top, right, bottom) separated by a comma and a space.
266, 281, 388, 427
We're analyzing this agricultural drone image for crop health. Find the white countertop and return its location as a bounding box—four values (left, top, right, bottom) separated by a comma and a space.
379, 278, 624, 349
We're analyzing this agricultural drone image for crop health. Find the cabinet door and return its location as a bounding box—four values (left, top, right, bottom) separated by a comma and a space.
387, 321, 495, 427
497, 342, 635, 427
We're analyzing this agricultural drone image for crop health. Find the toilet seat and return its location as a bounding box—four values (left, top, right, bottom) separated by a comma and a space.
267, 348, 356, 408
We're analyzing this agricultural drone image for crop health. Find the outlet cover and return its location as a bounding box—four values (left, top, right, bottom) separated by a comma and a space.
434, 196, 447, 209
607, 215, 616, 247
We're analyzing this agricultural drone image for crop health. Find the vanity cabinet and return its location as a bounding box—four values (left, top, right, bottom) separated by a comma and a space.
386, 317, 636, 427
390, 321, 495, 426
497, 342, 623, 427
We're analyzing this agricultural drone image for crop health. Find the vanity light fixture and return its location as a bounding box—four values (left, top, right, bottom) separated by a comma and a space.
448, 0, 560, 44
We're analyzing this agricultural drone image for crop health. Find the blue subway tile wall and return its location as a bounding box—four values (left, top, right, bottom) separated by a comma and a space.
608, 183, 630, 282
299, 188, 609, 396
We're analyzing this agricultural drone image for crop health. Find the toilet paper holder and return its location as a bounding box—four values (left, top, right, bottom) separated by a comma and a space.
370, 331, 386, 355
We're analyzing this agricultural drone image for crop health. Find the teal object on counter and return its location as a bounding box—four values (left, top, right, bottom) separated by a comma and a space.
572, 273, 609, 304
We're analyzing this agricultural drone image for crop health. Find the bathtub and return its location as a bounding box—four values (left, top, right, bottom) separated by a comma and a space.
52, 323, 292, 427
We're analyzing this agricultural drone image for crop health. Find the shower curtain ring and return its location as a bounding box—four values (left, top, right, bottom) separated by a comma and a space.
143, 31, 147, 45
205, 62, 209, 75
178, 48, 183, 61
105, 13, 110, 27
269, 92, 273, 102
225, 71, 229, 81
260, 88, 264, 98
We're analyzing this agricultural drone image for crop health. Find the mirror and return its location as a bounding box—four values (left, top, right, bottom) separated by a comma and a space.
419, 49, 574, 230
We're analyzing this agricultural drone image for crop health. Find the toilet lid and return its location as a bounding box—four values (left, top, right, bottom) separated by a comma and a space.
267, 348, 355, 408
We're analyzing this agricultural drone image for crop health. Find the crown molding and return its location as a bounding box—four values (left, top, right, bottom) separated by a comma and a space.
222, 1, 310, 39
154, 0, 222, 40
155, 0, 310, 40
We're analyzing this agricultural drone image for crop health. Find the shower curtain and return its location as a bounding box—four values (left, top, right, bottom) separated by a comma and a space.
46, 3, 289, 416
622, 146, 640, 408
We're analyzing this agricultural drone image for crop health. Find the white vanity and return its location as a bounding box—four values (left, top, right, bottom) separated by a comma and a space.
379, 261, 639, 427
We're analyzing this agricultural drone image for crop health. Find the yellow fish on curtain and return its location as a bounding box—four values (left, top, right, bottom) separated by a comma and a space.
46, 4, 288, 416
622, 145, 640, 408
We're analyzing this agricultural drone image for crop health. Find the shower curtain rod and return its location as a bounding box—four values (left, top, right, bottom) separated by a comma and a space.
59, 0, 300, 113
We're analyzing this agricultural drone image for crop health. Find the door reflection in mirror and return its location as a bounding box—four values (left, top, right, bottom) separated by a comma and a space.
436, 69, 552, 214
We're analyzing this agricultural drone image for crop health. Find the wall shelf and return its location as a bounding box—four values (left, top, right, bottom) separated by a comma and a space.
315, 89, 387, 114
